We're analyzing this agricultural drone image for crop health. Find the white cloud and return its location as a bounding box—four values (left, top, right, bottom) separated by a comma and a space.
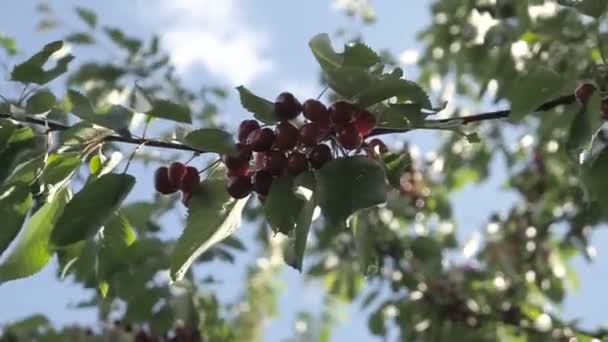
139, 0, 274, 85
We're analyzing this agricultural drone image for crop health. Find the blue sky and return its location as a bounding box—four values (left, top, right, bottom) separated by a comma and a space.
0, 1, 607, 340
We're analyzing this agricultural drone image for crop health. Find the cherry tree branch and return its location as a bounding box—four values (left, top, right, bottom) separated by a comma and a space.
368, 94, 576, 136
0, 93, 576, 154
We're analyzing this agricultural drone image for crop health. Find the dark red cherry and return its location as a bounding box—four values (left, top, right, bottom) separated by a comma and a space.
286, 152, 309, 176
368, 138, 388, 154
247, 127, 275, 152
602, 97, 608, 120
303, 99, 329, 122
154, 167, 178, 194
274, 122, 300, 150
226, 175, 252, 199
252, 170, 273, 196
274, 92, 302, 121
575, 82, 597, 106
329, 101, 356, 125
168, 162, 187, 186
354, 110, 377, 136
337, 122, 363, 150
299, 122, 322, 147
309, 144, 333, 169
238, 120, 260, 143
263, 150, 287, 176
180, 166, 200, 193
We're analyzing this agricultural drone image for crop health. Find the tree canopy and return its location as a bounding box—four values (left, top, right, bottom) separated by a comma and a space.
1, 1, 608, 341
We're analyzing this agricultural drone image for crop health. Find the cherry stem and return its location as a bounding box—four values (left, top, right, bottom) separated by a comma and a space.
198, 159, 221, 175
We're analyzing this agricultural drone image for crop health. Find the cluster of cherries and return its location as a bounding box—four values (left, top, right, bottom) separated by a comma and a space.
222, 92, 380, 200
154, 162, 200, 204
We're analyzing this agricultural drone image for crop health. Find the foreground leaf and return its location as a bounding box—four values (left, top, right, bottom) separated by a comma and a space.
316, 156, 387, 224
51, 173, 135, 246
236, 86, 276, 123
284, 172, 317, 271
0, 188, 69, 283
264, 176, 305, 235
0, 184, 32, 256
170, 179, 248, 281
185, 128, 238, 156
508, 67, 568, 121
146, 99, 192, 124
25, 90, 56, 114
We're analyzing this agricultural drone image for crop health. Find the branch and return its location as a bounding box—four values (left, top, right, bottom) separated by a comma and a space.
0, 113, 206, 154
368, 94, 576, 136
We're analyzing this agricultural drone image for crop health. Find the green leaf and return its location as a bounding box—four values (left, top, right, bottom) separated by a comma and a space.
170, 179, 249, 281
356, 76, 431, 108
51, 173, 135, 246
508, 67, 568, 120
97, 213, 136, 297
146, 99, 192, 124
0, 33, 17, 55
0, 187, 69, 283
567, 93, 602, 156
65, 32, 94, 45
316, 156, 387, 224
68, 90, 134, 135
58, 122, 112, 152
309, 33, 344, 71
557, 0, 608, 18
75, 7, 97, 28
374, 103, 424, 129
3, 154, 45, 186
236, 86, 276, 123
40, 153, 82, 186
382, 152, 411, 189
26, 90, 56, 113
284, 172, 317, 271
90, 151, 123, 177
0, 184, 32, 256
343, 42, 381, 68
104, 27, 142, 54
11, 41, 75, 85
352, 212, 377, 274
264, 176, 306, 235
185, 128, 238, 156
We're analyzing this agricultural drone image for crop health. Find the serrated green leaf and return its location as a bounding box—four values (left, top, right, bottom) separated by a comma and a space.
508, 67, 568, 120
185, 128, 238, 156
0, 184, 32, 256
26, 90, 56, 113
382, 152, 411, 189
557, 0, 608, 18
75, 7, 97, 28
373, 103, 423, 128
3, 154, 45, 187
309, 33, 344, 71
316, 156, 387, 224
235, 86, 276, 123
97, 213, 136, 297
0, 187, 69, 283
146, 99, 192, 124
11, 41, 74, 85
51, 173, 135, 246
325, 66, 375, 99
264, 176, 306, 235
356, 77, 431, 108
68, 90, 134, 135
40, 153, 82, 186
343, 42, 381, 68
284, 172, 316, 271
170, 179, 248, 281
352, 213, 377, 275
104, 27, 142, 54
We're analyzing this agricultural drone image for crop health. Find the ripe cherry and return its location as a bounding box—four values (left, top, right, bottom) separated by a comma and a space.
602, 97, 608, 120
252, 170, 273, 196
274, 92, 302, 121
263, 150, 287, 175
337, 122, 363, 150
368, 138, 388, 154
299, 122, 322, 147
309, 144, 333, 169
226, 175, 252, 199
222, 154, 249, 176
575, 82, 597, 105
247, 127, 275, 152
154, 167, 178, 194
303, 99, 329, 122
168, 162, 187, 186
329, 101, 356, 125
286, 152, 309, 176
274, 122, 300, 150
236, 143, 253, 161
354, 110, 377, 136
238, 120, 261, 143
180, 166, 200, 193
